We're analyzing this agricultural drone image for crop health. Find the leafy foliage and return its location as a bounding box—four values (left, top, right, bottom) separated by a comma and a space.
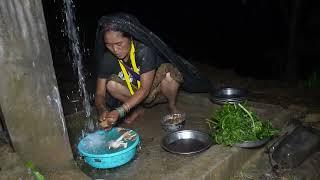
25, 160, 45, 180
305, 70, 320, 88
207, 103, 278, 146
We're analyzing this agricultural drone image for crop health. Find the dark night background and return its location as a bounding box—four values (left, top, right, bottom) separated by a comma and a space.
41, 0, 320, 94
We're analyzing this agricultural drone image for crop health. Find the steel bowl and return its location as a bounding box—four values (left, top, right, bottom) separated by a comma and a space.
210, 87, 247, 104
161, 130, 213, 155
161, 113, 186, 132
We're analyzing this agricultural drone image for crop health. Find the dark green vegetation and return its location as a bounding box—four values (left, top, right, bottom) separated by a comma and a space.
207, 103, 278, 146
305, 67, 320, 88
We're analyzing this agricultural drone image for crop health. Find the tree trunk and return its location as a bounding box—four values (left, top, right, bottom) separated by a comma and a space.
284, 0, 302, 81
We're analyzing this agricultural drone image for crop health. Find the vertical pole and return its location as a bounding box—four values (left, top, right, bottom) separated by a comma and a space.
0, 0, 77, 171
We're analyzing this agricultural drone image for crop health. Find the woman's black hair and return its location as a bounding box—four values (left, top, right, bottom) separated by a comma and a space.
102, 23, 131, 39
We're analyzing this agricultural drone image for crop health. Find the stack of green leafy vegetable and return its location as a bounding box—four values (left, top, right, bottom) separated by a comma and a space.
207, 103, 278, 146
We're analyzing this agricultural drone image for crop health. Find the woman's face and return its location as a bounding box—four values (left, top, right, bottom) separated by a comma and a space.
104, 31, 131, 60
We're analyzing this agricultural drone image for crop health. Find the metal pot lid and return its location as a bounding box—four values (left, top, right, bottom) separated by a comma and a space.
211, 87, 247, 98
210, 87, 247, 104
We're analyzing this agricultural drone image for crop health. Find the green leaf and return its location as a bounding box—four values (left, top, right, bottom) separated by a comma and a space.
33, 171, 45, 180
25, 160, 45, 180
25, 160, 35, 171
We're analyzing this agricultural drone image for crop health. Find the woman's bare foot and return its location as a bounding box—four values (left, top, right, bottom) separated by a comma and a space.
123, 106, 145, 125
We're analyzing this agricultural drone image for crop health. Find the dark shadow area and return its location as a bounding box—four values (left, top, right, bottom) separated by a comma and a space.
0, 106, 13, 148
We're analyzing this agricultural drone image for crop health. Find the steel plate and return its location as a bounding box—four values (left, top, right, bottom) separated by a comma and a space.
233, 137, 270, 148
161, 130, 213, 155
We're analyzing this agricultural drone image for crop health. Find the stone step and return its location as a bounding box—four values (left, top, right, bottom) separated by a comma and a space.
232, 144, 320, 180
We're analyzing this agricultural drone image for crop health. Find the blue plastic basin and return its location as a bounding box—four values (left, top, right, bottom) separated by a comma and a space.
77, 128, 140, 169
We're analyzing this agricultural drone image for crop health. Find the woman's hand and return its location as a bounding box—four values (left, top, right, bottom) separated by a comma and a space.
99, 110, 119, 129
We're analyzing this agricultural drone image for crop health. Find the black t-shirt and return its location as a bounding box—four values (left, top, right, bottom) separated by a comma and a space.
97, 41, 165, 80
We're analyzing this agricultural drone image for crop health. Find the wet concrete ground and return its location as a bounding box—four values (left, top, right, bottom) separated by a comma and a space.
64, 91, 303, 180
61, 63, 320, 179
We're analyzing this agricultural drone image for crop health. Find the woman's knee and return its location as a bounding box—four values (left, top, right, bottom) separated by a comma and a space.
161, 73, 179, 89
158, 64, 183, 83
163, 73, 176, 83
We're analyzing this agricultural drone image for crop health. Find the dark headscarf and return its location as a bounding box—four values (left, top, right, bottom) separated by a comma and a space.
94, 12, 212, 93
